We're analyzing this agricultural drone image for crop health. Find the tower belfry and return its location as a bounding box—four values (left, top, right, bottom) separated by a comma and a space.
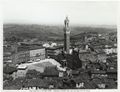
64, 16, 70, 54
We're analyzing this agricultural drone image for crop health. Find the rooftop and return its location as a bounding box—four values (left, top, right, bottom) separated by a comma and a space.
17, 45, 45, 52
45, 46, 63, 50
24, 79, 48, 87
17, 65, 28, 70
91, 70, 106, 74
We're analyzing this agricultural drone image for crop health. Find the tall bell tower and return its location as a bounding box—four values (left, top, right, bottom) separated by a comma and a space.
64, 16, 70, 54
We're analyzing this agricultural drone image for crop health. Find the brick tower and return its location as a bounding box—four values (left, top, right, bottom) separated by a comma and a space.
64, 17, 70, 54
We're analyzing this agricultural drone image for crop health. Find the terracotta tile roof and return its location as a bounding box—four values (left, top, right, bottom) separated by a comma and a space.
108, 74, 117, 79
42, 66, 59, 77
24, 79, 48, 87
17, 46, 44, 52
91, 70, 106, 74
106, 69, 117, 74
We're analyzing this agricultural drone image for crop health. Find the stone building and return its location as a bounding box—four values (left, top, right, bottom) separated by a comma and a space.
30, 46, 46, 61
12, 50, 30, 64
64, 17, 70, 54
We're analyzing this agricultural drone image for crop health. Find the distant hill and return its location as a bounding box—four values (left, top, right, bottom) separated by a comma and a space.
70, 25, 117, 36
3, 24, 117, 41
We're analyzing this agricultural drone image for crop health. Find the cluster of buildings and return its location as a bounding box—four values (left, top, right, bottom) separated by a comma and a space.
11, 59, 66, 79
3, 43, 63, 64
3, 17, 117, 89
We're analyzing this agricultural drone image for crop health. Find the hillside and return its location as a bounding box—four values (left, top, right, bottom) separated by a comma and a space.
3, 24, 117, 41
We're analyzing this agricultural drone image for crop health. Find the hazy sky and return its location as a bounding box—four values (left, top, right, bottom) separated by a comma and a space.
3, 0, 118, 25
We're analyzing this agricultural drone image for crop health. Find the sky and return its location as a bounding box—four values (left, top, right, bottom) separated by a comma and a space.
2, 0, 118, 25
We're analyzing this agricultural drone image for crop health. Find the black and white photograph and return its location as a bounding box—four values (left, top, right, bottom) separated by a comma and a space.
2, 0, 118, 90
